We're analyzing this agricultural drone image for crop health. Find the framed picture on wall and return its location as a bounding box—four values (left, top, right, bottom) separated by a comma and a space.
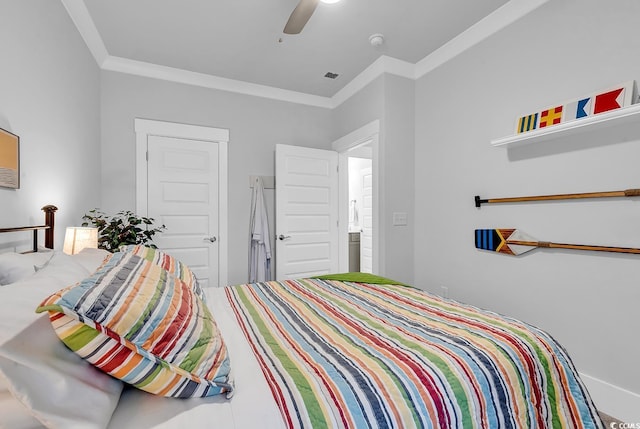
0, 127, 19, 189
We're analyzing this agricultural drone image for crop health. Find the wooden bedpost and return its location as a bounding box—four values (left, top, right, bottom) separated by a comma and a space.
42, 205, 58, 249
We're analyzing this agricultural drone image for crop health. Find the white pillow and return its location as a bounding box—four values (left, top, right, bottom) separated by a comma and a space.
0, 252, 54, 285
0, 317, 123, 429
0, 251, 123, 429
0, 253, 89, 344
69, 248, 110, 273
0, 382, 43, 428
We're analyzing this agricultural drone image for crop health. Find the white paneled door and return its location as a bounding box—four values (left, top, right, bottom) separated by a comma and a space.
147, 136, 220, 287
360, 167, 373, 273
136, 118, 229, 289
275, 144, 339, 279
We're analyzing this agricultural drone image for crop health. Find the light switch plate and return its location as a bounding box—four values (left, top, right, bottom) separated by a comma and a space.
392, 212, 408, 226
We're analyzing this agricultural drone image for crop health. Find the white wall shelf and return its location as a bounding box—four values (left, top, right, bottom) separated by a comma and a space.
491, 103, 640, 147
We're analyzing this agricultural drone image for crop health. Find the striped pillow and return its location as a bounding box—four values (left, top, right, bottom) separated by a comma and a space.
119, 244, 205, 303
36, 251, 233, 398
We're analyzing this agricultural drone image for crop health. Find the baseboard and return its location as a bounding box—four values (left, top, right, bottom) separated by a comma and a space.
580, 372, 640, 422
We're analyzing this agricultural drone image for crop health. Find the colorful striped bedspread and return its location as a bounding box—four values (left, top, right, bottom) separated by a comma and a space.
225, 278, 602, 428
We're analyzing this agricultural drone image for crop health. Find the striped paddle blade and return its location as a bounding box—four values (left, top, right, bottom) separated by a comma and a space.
476, 229, 640, 256
475, 229, 536, 255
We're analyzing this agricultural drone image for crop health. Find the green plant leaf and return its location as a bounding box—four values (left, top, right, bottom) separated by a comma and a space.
81, 208, 166, 253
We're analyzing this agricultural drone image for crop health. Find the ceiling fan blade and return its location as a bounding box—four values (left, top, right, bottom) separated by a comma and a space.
283, 0, 320, 34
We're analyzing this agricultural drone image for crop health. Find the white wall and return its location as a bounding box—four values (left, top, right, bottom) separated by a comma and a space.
0, 0, 101, 250
332, 74, 415, 283
100, 71, 333, 285
382, 75, 415, 283
101, 71, 416, 286
414, 0, 640, 418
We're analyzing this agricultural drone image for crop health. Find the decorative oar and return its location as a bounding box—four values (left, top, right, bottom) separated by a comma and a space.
475, 229, 640, 256
475, 188, 640, 208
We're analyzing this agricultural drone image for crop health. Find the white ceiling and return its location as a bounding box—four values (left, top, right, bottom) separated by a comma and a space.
64, 0, 547, 107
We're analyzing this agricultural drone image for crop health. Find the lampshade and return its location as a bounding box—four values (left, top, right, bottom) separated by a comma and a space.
63, 227, 98, 255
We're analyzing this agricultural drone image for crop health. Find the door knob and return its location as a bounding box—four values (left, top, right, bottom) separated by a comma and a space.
278, 234, 291, 241
204, 236, 217, 243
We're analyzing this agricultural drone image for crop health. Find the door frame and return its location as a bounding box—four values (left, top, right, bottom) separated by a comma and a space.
332, 120, 380, 274
134, 118, 229, 287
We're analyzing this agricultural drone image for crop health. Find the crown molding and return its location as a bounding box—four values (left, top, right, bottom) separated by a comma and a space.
61, 0, 108, 66
102, 56, 334, 109
62, 0, 548, 109
330, 56, 415, 109
415, 0, 551, 78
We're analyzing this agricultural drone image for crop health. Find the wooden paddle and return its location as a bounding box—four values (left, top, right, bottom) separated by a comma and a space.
475, 188, 640, 208
475, 229, 640, 255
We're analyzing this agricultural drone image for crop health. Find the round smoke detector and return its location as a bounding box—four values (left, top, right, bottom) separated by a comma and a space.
369, 33, 385, 47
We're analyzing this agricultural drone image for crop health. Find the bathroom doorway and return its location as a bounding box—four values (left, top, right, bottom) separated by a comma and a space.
347, 150, 372, 273
333, 120, 379, 275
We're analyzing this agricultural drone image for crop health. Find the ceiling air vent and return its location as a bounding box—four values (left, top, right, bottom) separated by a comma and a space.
324, 72, 339, 79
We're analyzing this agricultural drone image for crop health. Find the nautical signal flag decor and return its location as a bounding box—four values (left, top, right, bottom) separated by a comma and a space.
539, 106, 563, 128
515, 81, 636, 134
517, 113, 538, 133
564, 97, 592, 121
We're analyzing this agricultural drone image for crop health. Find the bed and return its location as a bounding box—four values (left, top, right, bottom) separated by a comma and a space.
0, 208, 604, 428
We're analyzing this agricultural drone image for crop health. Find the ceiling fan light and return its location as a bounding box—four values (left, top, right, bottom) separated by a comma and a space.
320, 0, 341, 4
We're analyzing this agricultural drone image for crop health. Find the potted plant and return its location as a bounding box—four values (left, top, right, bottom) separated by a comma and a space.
82, 209, 166, 252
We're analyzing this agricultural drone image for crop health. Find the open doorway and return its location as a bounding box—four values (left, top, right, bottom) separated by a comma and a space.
333, 120, 379, 275
346, 146, 372, 272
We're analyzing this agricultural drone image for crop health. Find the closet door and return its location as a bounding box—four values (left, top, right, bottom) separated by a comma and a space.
135, 118, 228, 288
147, 136, 219, 287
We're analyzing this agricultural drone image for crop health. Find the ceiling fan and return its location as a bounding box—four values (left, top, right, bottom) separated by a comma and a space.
283, 0, 339, 34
